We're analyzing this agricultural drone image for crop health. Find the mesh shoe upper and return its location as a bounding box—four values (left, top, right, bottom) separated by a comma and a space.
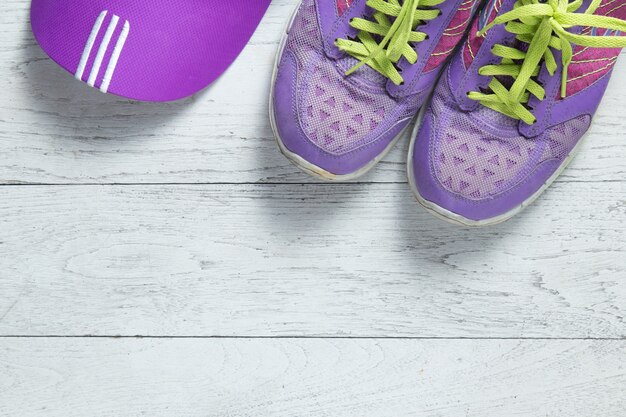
430, 79, 591, 200
411, 0, 625, 223
273, 0, 482, 175
281, 0, 418, 156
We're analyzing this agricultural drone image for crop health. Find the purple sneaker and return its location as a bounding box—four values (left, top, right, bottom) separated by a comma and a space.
271, 0, 482, 180
409, 0, 626, 225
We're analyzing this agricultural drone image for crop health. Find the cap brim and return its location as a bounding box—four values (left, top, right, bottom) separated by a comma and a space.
31, 0, 271, 101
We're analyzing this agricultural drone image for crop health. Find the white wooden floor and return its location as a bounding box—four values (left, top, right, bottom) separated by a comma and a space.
1, 1, 625, 415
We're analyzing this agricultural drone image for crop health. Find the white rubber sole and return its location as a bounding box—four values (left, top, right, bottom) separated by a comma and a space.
268, 3, 410, 182
407, 110, 592, 227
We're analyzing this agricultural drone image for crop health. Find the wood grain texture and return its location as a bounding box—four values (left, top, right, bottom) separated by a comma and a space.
1, 1, 626, 414
1, 338, 625, 417
0, 0, 625, 184
0, 183, 624, 337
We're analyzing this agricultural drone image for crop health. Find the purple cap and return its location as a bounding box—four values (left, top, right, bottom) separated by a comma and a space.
31, 0, 271, 101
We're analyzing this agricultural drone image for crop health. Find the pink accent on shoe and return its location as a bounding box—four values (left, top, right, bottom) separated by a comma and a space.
424, 0, 478, 72
337, 0, 354, 17
463, 0, 502, 69
564, 0, 626, 97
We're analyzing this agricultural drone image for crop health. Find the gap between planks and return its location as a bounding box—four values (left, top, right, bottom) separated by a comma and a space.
0, 180, 623, 186
1, 336, 625, 340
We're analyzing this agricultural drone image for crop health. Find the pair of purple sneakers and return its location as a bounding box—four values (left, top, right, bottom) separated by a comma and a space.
270, 0, 626, 226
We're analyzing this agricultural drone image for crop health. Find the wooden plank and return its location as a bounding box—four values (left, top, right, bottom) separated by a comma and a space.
1, 338, 625, 417
0, 0, 625, 184
0, 183, 624, 337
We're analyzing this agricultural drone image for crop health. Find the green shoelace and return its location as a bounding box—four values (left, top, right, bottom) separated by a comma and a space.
468, 0, 626, 125
335, 0, 445, 85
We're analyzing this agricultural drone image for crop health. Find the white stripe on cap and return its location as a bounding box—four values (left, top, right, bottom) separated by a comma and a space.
75, 10, 107, 81
87, 14, 119, 87
100, 20, 130, 93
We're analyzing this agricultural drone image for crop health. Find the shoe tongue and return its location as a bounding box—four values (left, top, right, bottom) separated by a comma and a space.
336, 56, 389, 89
476, 105, 519, 130
488, 26, 528, 94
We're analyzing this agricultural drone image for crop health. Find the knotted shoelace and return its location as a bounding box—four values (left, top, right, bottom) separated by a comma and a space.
335, 0, 445, 85
468, 0, 626, 125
